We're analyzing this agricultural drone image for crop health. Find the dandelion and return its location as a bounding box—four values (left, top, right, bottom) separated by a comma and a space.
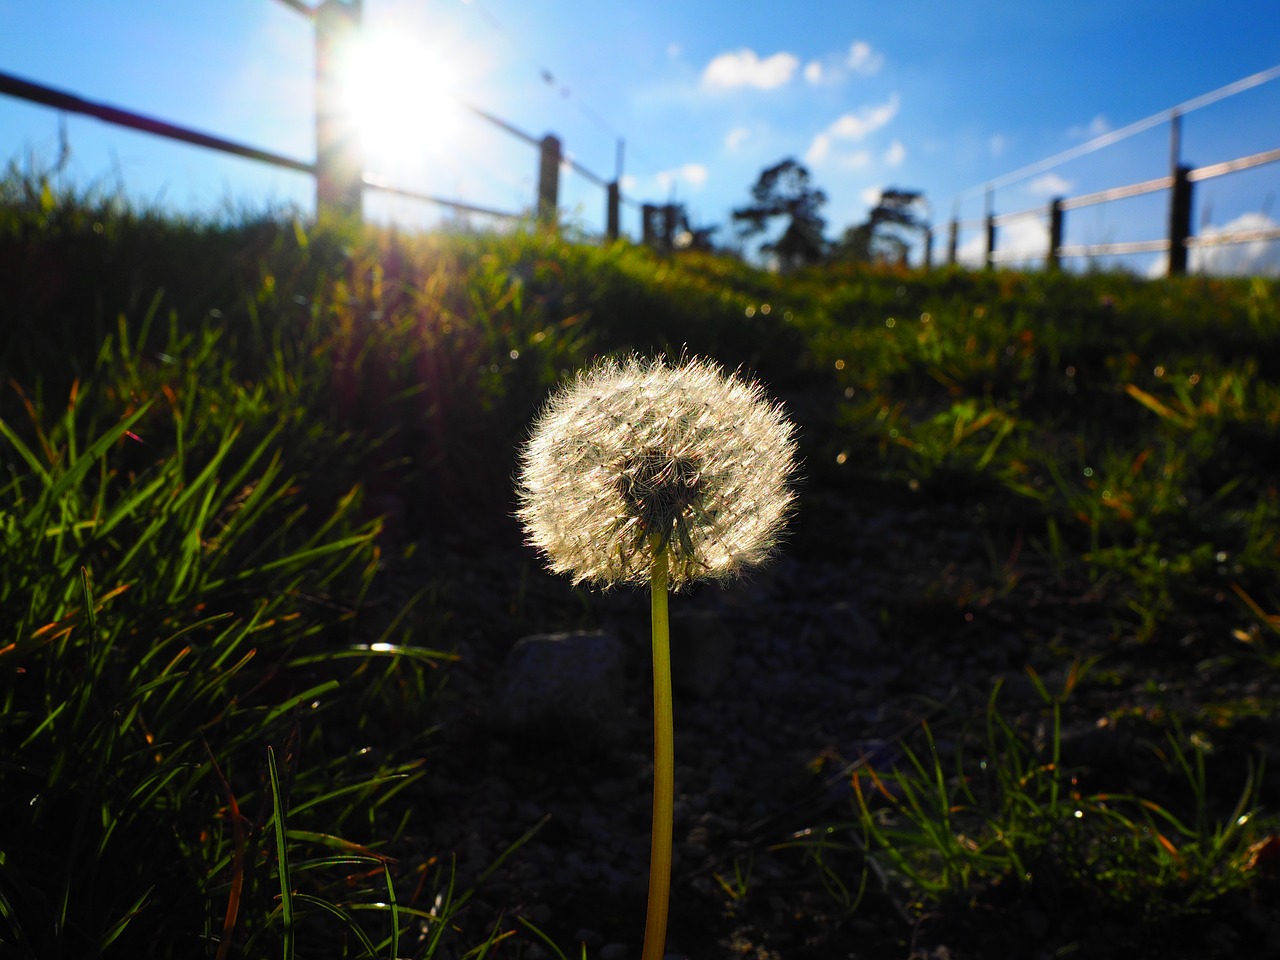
516, 354, 797, 589
516, 354, 797, 960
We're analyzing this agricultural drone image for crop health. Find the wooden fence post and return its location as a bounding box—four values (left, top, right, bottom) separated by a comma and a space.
315, 0, 363, 221
985, 212, 996, 269
1167, 165, 1193, 276
661, 203, 677, 248
607, 181, 620, 241
1047, 197, 1064, 270
947, 219, 958, 265
641, 204, 655, 245
537, 134, 561, 226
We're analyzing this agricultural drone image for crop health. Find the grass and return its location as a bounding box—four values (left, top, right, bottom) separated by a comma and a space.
834, 664, 1271, 955
2, 165, 1278, 957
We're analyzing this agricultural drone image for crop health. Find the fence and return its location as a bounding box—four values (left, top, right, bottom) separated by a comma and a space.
943, 73, 1280, 276
0, 0, 629, 238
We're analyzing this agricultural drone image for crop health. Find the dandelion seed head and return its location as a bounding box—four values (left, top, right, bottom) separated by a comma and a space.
516, 355, 797, 589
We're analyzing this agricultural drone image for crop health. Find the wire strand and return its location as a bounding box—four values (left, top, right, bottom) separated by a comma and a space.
959, 63, 1280, 198
450, 0, 660, 178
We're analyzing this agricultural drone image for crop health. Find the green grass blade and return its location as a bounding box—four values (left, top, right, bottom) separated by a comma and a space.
383, 861, 400, 960
267, 746, 295, 960
291, 894, 380, 958
262, 681, 340, 726
98, 886, 154, 952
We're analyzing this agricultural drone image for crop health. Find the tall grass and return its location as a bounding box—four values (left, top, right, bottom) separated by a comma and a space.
1, 172, 495, 957
2, 167, 1278, 956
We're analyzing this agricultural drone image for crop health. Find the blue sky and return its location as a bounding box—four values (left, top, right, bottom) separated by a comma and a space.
2, 0, 1278, 272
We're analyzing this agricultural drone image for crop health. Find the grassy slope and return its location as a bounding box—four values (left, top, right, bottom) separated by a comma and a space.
2, 175, 1279, 957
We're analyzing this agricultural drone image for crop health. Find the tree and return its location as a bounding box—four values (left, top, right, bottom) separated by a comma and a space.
833, 188, 930, 265
871, 188, 929, 261
732, 159, 828, 271
643, 203, 717, 251
832, 222, 874, 263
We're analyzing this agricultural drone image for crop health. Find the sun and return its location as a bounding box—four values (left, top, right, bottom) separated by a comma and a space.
338, 27, 463, 178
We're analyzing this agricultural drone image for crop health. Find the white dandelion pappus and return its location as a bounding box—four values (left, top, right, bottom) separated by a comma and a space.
516, 355, 798, 589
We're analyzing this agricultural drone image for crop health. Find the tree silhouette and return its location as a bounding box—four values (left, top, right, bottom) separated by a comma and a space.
732, 159, 827, 271
832, 187, 929, 265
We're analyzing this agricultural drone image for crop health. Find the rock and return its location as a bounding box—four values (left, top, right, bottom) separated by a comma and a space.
494, 630, 629, 748
669, 610, 735, 698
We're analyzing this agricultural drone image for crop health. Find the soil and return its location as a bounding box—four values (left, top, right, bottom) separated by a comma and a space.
367, 479, 1280, 960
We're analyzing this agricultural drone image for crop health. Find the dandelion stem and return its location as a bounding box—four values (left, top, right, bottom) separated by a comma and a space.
641, 537, 674, 960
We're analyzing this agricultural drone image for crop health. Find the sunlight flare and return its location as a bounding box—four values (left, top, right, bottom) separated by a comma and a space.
338, 27, 464, 176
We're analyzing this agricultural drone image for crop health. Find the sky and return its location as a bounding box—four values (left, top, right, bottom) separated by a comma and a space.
1, 0, 1279, 274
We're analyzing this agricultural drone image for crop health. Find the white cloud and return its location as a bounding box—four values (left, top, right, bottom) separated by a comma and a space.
725, 126, 751, 151
847, 40, 884, 74
989, 133, 1006, 157
701, 48, 799, 90
806, 136, 872, 168
828, 94, 900, 141
1028, 172, 1074, 196
955, 232, 986, 268
656, 163, 709, 191
957, 216, 1049, 268
667, 42, 682, 59
1101, 213, 1280, 278
861, 186, 884, 207
779, 40, 883, 90
883, 140, 906, 167
1069, 114, 1111, 139
805, 133, 832, 165
1190, 212, 1280, 276
620, 174, 638, 192
816, 149, 871, 169
807, 94, 900, 166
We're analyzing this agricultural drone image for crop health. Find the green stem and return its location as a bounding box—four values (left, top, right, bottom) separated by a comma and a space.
641, 539, 674, 960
